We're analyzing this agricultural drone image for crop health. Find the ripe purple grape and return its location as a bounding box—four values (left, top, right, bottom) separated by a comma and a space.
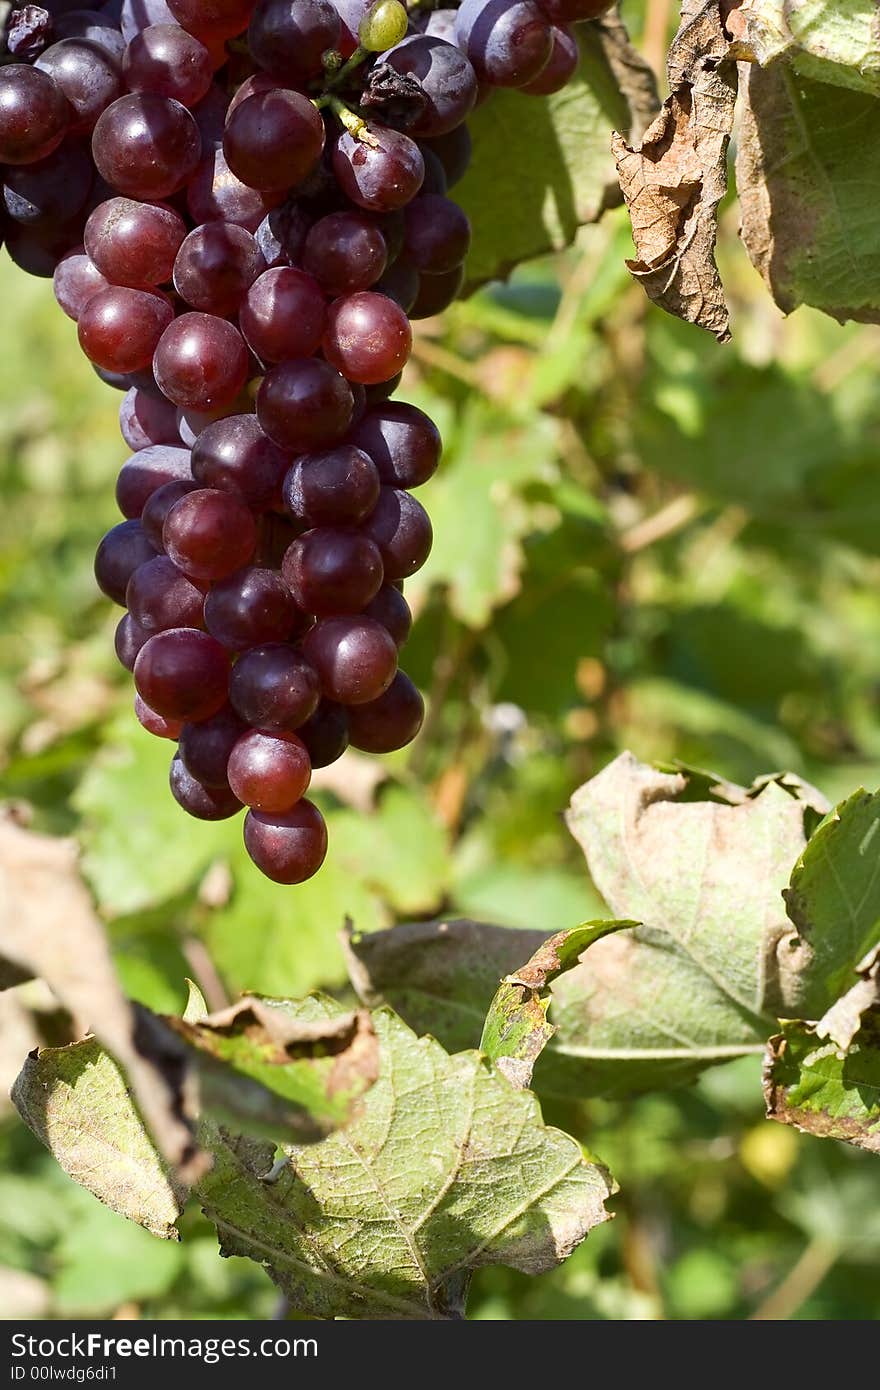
92, 93, 201, 199
455, 0, 553, 88
178, 705, 246, 787
296, 699, 349, 768
409, 262, 464, 319
53, 246, 110, 320
521, 22, 578, 94
229, 642, 320, 731
303, 615, 397, 705
403, 194, 471, 274
123, 24, 214, 106
190, 413, 288, 509
248, 0, 341, 83
162, 486, 257, 581
243, 799, 328, 883
333, 126, 424, 213
282, 445, 380, 528
94, 518, 157, 604
257, 358, 354, 453
115, 443, 193, 518
135, 692, 183, 739
362, 583, 412, 647
0, 65, 70, 165
227, 729, 311, 813
347, 401, 441, 489
115, 612, 151, 670
323, 291, 412, 386
141, 478, 198, 547
360, 486, 432, 580
126, 553, 206, 630
2, 141, 93, 228
134, 626, 229, 721
78, 285, 174, 372
422, 124, 472, 188
153, 312, 249, 410
302, 211, 387, 297
346, 671, 424, 752
170, 752, 243, 819
173, 222, 265, 315
187, 144, 281, 231
223, 88, 325, 193
204, 566, 302, 650
282, 527, 384, 617
85, 197, 187, 288
119, 386, 181, 450
35, 38, 123, 133
239, 267, 326, 364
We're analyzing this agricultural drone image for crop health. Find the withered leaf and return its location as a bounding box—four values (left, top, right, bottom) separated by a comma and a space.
612, 0, 737, 340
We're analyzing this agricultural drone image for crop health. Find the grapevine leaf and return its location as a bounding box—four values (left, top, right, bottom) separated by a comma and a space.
612, 0, 737, 341
0, 813, 202, 1181
764, 999, 880, 1155
781, 789, 880, 1017
480, 922, 635, 1089
197, 999, 614, 1320
459, 20, 656, 289
11, 1039, 187, 1239
728, 0, 880, 96
737, 63, 880, 324
163, 996, 379, 1144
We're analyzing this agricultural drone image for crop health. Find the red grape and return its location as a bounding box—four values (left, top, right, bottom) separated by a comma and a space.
303, 615, 397, 705
153, 312, 250, 410
134, 627, 229, 721
243, 799, 328, 883
78, 285, 174, 372
227, 729, 311, 813
323, 291, 412, 385
162, 486, 257, 581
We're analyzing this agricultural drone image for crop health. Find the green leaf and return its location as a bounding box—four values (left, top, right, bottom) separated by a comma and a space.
11, 1039, 186, 1239
782, 789, 880, 1016
480, 923, 634, 1089
52, 1189, 184, 1316
198, 1000, 614, 1320
731, 1, 880, 95
459, 23, 654, 287
738, 65, 880, 324
165, 996, 379, 1144
765, 1011, 880, 1155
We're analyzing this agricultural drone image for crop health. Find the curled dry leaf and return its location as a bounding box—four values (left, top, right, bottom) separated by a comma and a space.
0, 813, 203, 1182
612, 0, 737, 341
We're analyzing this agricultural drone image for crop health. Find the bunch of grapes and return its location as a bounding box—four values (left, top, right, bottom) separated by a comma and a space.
0, 0, 613, 884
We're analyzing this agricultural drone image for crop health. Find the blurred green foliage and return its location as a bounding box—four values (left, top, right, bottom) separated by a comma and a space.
3, 31, 880, 1313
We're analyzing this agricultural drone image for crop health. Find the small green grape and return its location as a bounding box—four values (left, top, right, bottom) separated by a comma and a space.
359, 0, 408, 53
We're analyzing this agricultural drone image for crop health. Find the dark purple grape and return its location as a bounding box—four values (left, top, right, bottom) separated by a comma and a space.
0, 65, 70, 165
204, 566, 302, 650
303, 615, 397, 705
94, 518, 156, 604
191, 82, 229, 145
140, 477, 197, 547
3, 141, 92, 227
346, 671, 423, 752
153, 312, 250, 410
418, 144, 448, 196
360, 487, 432, 580
134, 626, 229, 721
115, 611, 151, 669
123, 23, 214, 106
229, 642, 320, 731
243, 799, 327, 882
422, 124, 471, 188
282, 527, 384, 617
136, 692, 183, 739
162, 486, 257, 581
35, 38, 122, 133
364, 370, 402, 405
302, 211, 387, 297
167, 0, 254, 39
78, 284, 174, 371
409, 262, 464, 319
362, 583, 411, 646
374, 258, 418, 313
257, 358, 354, 453
54, 11, 127, 63
239, 266, 325, 364
347, 401, 441, 489
92, 93, 201, 199
170, 752, 242, 819
178, 705, 245, 786
190, 413, 288, 509
53, 245, 110, 319
455, 0, 552, 88
84, 196, 187, 287
332, 126, 424, 213
248, 0, 341, 83
521, 22, 577, 94
121, 0, 177, 44
119, 386, 181, 450
227, 728, 311, 813
115, 443, 192, 517
187, 144, 281, 231
173, 222, 265, 315
323, 291, 412, 386
403, 194, 471, 274
126, 553, 206, 631
381, 35, 478, 137
296, 699, 348, 768
283, 445, 380, 528
223, 88, 325, 193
